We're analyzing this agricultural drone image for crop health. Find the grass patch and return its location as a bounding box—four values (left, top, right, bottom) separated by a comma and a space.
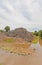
0, 37, 15, 43
3, 38, 14, 43
32, 36, 39, 44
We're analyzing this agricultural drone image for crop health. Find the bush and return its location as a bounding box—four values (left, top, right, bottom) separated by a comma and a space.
33, 31, 38, 36
0, 30, 4, 32
39, 30, 42, 39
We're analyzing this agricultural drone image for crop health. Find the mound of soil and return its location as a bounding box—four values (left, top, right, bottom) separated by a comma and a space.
6, 28, 34, 42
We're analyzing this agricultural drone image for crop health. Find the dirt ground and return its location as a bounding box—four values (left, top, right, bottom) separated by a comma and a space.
0, 43, 42, 65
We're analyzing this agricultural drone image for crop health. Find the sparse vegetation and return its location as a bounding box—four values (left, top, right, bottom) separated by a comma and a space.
0, 37, 31, 55
32, 36, 39, 44
3, 37, 14, 43
0, 43, 32, 55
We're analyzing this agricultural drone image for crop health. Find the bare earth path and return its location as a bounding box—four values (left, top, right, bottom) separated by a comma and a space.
0, 43, 42, 65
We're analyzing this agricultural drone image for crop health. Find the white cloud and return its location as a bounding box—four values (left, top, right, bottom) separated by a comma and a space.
0, 0, 42, 31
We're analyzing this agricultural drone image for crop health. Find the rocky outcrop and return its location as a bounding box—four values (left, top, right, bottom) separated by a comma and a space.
6, 28, 34, 42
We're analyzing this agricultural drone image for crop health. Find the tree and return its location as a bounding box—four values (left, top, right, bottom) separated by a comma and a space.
39, 30, 42, 39
4, 26, 10, 32
33, 31, 38, 36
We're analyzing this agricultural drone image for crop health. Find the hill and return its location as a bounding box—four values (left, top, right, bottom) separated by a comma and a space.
6, 28, 34, 42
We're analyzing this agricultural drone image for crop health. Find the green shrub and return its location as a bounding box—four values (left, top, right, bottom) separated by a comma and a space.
0, 30, 4, 32
39, 30, 42, 39
33, 31, 38, 36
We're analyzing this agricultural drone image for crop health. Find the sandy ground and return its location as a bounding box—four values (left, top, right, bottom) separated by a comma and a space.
0, 43, 42, 65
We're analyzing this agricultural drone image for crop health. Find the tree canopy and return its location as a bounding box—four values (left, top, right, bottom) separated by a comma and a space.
4, 26, 10, 32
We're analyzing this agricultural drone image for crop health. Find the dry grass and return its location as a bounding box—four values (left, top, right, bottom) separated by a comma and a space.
32, 36, 39, 44
0, 37, 34, 55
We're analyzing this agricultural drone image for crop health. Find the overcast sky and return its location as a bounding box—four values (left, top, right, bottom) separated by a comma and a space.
0, 0, 42, 31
